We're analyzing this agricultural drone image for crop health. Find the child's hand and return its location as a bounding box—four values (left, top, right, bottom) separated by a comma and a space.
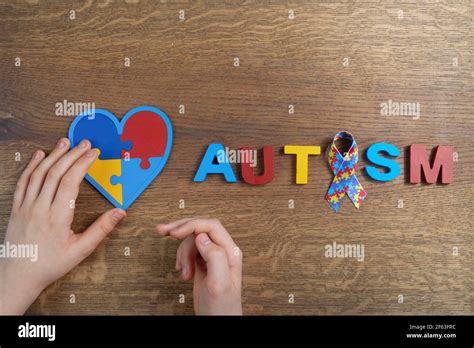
157, 218, 242, 315
0, 138, 126, 314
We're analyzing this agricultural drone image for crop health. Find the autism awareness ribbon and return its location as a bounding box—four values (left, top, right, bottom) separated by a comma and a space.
325, 131, 367, 212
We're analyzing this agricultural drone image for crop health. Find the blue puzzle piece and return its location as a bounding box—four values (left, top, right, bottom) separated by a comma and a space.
110, 157, 164, 209
69, 109, 132, 160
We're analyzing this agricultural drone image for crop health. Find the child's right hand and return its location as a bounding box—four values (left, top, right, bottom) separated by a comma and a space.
157, 218, 243, 315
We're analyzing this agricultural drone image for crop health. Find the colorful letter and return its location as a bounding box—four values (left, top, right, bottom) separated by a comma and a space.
194, 143, 236, 182
409, 144, 453, 184
284, 145, 321, 184
365, 142, 401, 182
241, 146, 275, 185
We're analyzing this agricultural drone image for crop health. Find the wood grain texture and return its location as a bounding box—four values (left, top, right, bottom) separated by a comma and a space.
0, 0, 472, 315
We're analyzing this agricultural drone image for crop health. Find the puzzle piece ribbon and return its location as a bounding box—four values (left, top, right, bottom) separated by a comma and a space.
325, 131, 367, 212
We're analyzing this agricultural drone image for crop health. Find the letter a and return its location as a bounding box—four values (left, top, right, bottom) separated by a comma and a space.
194, 143, 236, 182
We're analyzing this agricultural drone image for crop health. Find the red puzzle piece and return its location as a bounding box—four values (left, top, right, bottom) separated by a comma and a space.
121, 110, 169, 169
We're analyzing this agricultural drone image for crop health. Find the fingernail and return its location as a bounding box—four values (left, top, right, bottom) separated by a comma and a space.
85, 149, 96, 158
57, 139, 67, 148
182, 266, 188, 278
79, 140, 89, 148
200, 234, 211, 246
34, 151, 43, 160
112, 210, 125, 222
158, 226, 171, 236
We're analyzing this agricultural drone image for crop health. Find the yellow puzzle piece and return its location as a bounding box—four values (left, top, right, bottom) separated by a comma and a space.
87, 149, 123, 205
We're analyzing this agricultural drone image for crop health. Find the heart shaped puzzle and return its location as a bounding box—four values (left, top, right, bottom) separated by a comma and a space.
68, 106, 173, 210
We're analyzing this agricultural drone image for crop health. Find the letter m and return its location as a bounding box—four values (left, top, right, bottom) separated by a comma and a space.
410, 144, 453, 183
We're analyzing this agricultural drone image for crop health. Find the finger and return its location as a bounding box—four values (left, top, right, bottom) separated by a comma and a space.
71, 208, 126, 259
169, 218, 239, 267
227, 243, 243, 285
37, 139, 91, 205
176, 235, 197, 280
195, 233, 232, 292
51, 148, 98, 224
193, 255, 206, 314
13, 150, 45, 210
22, 138, 71, 205
156, 218, 195, 236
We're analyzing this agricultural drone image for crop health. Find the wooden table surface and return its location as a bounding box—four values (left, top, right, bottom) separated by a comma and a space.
0, 0, 472, 315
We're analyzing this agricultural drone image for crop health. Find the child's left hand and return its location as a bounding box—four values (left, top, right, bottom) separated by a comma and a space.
0, 138, 126, 314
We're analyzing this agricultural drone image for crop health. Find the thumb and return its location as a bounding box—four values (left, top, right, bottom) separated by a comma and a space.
73, 208, 126, 258
195, 233, 231, 292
